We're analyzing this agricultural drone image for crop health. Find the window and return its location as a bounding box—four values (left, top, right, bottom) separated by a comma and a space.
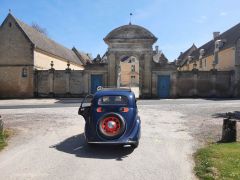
204, 59, 207, 67
22, 67, 27, 77
98, 96, 128, 105
8, 22, 12, 27
131, 65, 135, 72
200, 60, 203, 68
131, 76, 135, 79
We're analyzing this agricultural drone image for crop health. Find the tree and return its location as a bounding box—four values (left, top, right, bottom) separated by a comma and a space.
31, 23, 48, 36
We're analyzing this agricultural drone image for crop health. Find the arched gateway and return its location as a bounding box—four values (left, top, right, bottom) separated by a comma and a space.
104, 24, 157, 98
84, 23, 176, 98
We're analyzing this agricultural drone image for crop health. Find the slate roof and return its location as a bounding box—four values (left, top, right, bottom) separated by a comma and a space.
8, 14, 83, 66
177, 44, 197, 66
72, 47, 92, 65
190, 22, 240, 61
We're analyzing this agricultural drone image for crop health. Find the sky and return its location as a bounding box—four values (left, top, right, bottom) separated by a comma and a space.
1, 0, 240, 61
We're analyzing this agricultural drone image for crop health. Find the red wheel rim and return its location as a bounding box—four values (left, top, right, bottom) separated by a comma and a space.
100, 116, 121, 136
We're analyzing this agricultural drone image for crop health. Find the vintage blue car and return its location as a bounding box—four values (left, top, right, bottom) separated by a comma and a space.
78, 88, 141, 148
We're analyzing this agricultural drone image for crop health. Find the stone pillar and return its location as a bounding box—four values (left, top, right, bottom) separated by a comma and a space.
83, 72, 89, 94
34, 69, 38, 97
48, 68, 54, 97
234, 65, 240, 97
65, 68, 71, 96
142, 53, 152, 98
107, 52, 116, 87
192, 68, 198, 97
211, 69, 217, 97
171, 72, 177, 98
151, 72, 157, 97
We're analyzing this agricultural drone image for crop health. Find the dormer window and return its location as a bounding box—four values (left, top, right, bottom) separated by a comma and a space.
199, 49, 205, 59
215, 39, 225, 52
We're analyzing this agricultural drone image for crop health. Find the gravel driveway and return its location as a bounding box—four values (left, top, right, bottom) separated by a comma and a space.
1, 99, 239, 180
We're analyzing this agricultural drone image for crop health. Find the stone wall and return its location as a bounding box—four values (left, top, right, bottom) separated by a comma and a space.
35, 68, 237, 98
0, 66, 34, 98
172, 70, 235, 98
35, 67, 107, 97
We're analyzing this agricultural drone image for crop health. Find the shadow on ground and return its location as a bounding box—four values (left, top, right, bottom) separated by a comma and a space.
50, 133, 134, 161
204, 98, 240, 101
212, 111, 240, 119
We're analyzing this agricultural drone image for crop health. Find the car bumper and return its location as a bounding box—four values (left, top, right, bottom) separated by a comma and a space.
87, 140, 137, 145
86, 119, 141, 145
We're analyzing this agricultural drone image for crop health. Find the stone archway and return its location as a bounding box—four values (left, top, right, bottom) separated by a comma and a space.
104, 24, 157, 98
118, 55, 140, 97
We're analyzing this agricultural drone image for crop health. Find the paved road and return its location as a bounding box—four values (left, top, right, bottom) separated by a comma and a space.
1, 99, 239, 180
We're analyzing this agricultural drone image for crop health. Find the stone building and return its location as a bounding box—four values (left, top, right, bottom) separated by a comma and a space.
177, 23, 240, 72
2, 13, 238, 99
0, 13, 88, 98
120, 56, 139, 87
33, 23, 177, 99
103, 24, 176, 98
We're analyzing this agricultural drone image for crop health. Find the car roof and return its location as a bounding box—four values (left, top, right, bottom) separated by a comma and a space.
94, 88, 135, 98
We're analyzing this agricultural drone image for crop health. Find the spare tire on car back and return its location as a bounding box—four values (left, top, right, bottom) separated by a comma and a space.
98, 113, 126, 140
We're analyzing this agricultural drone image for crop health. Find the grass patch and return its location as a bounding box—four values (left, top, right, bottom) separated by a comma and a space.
0, 129, 11, 151
194, 142, 240, 180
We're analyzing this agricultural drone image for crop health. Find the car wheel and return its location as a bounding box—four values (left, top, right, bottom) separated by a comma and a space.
98, 113, 126, 140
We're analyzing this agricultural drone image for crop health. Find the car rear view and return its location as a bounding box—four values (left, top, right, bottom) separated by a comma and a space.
79, 88, 141, 148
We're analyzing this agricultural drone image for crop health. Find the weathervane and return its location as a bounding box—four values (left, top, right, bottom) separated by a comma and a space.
129, 13, 133, 25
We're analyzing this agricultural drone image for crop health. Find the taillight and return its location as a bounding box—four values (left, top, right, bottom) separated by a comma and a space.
96, 107, 103, 112
120, 107, 129, 112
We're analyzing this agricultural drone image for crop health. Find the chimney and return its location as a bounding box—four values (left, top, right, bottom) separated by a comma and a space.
213, 32, 220, 40
155, 46, 159, 53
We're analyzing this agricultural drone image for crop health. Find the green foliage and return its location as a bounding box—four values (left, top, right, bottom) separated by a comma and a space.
0, 130, 9, 151
195, 143, 240, 180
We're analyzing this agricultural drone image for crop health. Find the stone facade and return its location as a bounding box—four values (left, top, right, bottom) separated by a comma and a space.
103, 24, 158, 98
120, 58, 139, 87
0, 14, 84, 98
1, 13, 239, 99
0, 14, 34, 98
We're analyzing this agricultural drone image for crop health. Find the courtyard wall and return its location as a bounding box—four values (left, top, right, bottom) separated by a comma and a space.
172, 70, 235, 98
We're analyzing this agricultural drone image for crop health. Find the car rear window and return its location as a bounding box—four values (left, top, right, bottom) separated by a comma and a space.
98, 96, 128, 105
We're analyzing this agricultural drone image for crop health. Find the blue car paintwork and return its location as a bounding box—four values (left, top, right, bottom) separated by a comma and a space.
80, 89, 141, 147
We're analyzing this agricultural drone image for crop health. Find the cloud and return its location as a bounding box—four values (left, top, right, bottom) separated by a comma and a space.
220, 12, 228, 16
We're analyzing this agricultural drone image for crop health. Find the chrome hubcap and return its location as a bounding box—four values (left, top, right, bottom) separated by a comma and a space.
107, 121, 116, 129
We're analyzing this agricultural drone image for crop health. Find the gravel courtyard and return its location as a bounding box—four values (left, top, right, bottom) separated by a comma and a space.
0, 99, 239, 180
